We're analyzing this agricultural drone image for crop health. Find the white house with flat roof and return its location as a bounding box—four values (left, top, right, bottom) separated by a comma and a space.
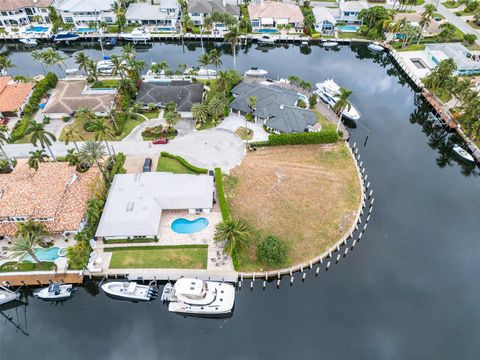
126, 0, 179, 27
95, 172, 215, 240
313, 7, 337, 34
55, 0, 116, 28
0, 0, 53, 26
426, 43, 480, 76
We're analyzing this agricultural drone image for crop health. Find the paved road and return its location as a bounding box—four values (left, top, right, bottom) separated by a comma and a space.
217, 113, 269, 142
3, 128, 246, 172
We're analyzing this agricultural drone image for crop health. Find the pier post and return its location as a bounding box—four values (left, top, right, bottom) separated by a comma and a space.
263, 280, 266, 289
352, 239, 357, 248
290, 276, 294, 285
302, 272, 306, 281
336, 254, 341, 263
250, 281, 254, 290
315, 267, 320, 276
277, 279, 281, 288
344, 248, 348, 257
326, 261, 331, 270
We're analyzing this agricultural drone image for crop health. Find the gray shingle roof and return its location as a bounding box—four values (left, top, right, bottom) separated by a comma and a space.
188, 0, 239, 16
136, 81, 204, 112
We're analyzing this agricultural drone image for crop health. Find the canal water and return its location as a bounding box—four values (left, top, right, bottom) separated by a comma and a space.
1, 42, 480, 360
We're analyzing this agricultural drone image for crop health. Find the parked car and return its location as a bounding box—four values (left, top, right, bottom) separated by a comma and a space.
0, 117, 9, 125
143, 158, 153, 172
152, 138, 168, 145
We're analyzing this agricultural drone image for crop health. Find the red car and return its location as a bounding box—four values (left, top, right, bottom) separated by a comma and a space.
152, 137, 169, 145
0, 117, 9, 125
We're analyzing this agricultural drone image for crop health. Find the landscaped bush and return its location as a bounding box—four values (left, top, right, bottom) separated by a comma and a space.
269, 129, 339, 146
214, 167, 231, 221
248, 140, 271, 147
108, 152, 127, 181
66, 240, 91, 270
9, 116, 30, 143
22, 72, 58, 117
161, 152, 208, 174
257, 235, 288, 267
142, 125, 177, 139
0, 158, 16, 173
297, 99, 307, 108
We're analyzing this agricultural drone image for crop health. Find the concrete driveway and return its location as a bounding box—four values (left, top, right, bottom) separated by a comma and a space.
217, 113, 269, 142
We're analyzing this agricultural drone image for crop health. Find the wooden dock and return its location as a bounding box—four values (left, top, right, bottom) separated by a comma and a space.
97, 269, 238, 283
0, 271, 83, 287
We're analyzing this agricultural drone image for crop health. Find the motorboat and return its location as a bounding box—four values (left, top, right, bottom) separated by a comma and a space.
367, 41, 384, 52
19, 38, 37, 46
34, 283, 75, 300
257, 35, 275, 44
52, 32, 80, 42
0, 286, 20, 305
101, 281, 158, 301
322, 41, 338, 48
105, 37, 118, 46
453, 145, 475, 162
315, 79, 361, 121
161, 278, 235, 315
185, 67, 217, 77
64, 68, 78, 74
244, 67, 268, 77
97, 56, 127, 75
120, 29, 151, 43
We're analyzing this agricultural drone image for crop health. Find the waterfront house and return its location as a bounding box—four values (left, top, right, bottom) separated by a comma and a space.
187, 0, 239, 26
313, 7, 337, 34
393, 12, 442, 37
248, 0, 303, 29
55, 0, 116, 28
0, 162, 100, 238
95, 172, 214, 240
426, 43, 480, 75
230, 81, 318, 134
43, 80, 116, 118
337, 1, 368, 25
126, 0, 179, 27
0, 76, 34, 117
0, 0, 53, 27
135, 81, 204, 118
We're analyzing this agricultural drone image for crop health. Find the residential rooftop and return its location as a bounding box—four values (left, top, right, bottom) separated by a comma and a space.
313, 7, 337, 25
126, 1, 179, 21
248, 1, 303, 24
0, 0, 53, 11
136, 81, 204, 112
56, 0, 115, 12
188, 0, 239, 16
0, 76, 34, 115
426, 43, 480, 72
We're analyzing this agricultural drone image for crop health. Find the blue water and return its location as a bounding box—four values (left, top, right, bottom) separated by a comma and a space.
155, 27, 175, 32
25, 26, 49, 33
339, 25, 359, 32
23, 246, 60, 262
256, 28, 279, 34
76, 28, 96, 33
171, 218, 209, 234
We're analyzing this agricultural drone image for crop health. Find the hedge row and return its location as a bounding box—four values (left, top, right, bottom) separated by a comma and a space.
160, 151, 208, 174
214, 167, 231, 222
9, 116, 30, 143
269, 129, 339, 145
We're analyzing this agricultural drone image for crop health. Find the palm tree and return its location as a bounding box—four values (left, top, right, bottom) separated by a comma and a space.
216, 71, 231, 94
225, 26, 239, 69
439, 22, 456, 42
207, 96, 228, 124
125, 58, 144, 82
0, 125, 13, 170
26, 120, 57, 160
28, 149, 49, 171
417, 4, 436, 44
112, 1, 126, 32
0, 55, 15, 75
191, 103, 209, 126
110, 54, 124, 78
198, 53, 210, 78
16, 220, 50, 245
63, 126, 83, 152
86, 59, 99, 83
208, 49, 222, 73
164, 111, 181, 128
333, 88, 352, 130
214, 218, 251, 255
79, 140, 107, 170
9, 232, 42, 268
42, 48, 65, 72
121, 44, 136, 60
74, 51, 90, 75
31, 50, 46, 74
90, 118, 115, 156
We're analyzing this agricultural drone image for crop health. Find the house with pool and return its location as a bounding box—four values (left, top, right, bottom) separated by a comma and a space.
313, 7, 337, 34
0, 0, 53, 27
55, 0, 116, 28
125, 0, 179, 29
426, 43, 480, 76
187, 0, 239, 26
95, 172, 216, 241
248, 0, 303, 30
230, 80, 318, 134
335, 1, 368, 28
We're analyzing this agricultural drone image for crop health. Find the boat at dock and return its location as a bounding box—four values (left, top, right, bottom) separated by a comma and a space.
101, 281, 158, 301
19, 38, 37, 46
0, 286, 20, 305
315, 79, 361, 121
322, 41, 338, 48
257, 35, 275, 44
161, 278, 235, 315
35, 283, 75, 300
185, 67, 217, 77
244, 67, 268, 77
120, 29, 151, 43
453, 145, 475, 162
367, 41, 385, 52
52, 32, 80, 42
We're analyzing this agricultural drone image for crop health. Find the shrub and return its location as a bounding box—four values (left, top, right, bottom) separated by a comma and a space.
257, 235, 288, 267
308, 94, 317, 108
62, 115, 71, 122
9, 116, 29, 143
268, 129, 339, 145
0, 158, 16, 173
66, 240, 91, 270
311, 33, 321, 39
160, 152, 208, 173
297, 99, 307, 108
463, 33, 477, 44
42, 116, 50, 124
214, 167, 230, 221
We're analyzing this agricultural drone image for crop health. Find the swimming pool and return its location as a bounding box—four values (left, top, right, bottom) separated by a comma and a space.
338, 25, 359, 32
76, 28, 96, 33
23, 246, 61, 262
256, 28, 279, 34
25, 26, 49, 33
171, 218, 209, 234
155, 27, 175, 32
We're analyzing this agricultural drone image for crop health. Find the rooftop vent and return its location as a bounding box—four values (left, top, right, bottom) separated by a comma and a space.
126, 202, 135, 212
280, 104, 285, 110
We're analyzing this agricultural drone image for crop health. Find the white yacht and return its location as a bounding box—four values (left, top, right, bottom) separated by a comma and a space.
244, 67, 268, 77
161, 278, 235, 315
101, 281, 158, 301
185, 67, 217, 77
453, 145, 475, 162
35, 283, 74, 300
0, 286, 20, 305
120, 29, 151, 43
315, 79, 361, 121
367, 41, 384, 52
257, 35, 275, 44
322, 41, 338, 48
19, 38, 37, 46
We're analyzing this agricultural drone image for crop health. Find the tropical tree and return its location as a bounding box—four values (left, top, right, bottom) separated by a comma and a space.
76, 106, 96, 125
150, 61, 169, 75
121, 44, 136, 60
63, 126, 83, 152
78, 140, 107, 170
423, 58, 457, 89
125, 58, 145, 82
31, 50, 46, 74
110, 54, 125, 78
191, 102, 209, 126
112, 1, 126, 32
9, 232, 42, 268
0, 125, 13, 170
26, 121, 57, 160
209, 49, 222, 73
214, 218, 251, 255
74, 51, 90, 74
225, 25, 239, 69
0, 55, 15, 75
207, 95, 228, 124
41, 48, 66, 72
332, 88, 352, 116
28, 149, 49, 171
90, 118, 115, 156
417, 4, 436, 44
86, 59, 99, 83
198, 53, 210, 78
16, 220, 50, 245
65, 148, 79, 166
164, 110, 181, 128
439, 22, 456, 42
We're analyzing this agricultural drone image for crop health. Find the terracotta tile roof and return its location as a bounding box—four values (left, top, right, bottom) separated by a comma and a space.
0, 161, 100, 236
0, 76, 34, 113
248, 1, 303, 24
0, 0, 53, 11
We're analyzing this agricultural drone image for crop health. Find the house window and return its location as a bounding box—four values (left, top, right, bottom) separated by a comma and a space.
65, 17, 73, 23
1, 12, 7, 16
191, 12, 200, 16
104, 16, 113, 23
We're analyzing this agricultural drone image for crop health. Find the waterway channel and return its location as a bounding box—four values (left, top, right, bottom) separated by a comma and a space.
1, 41, 480, 359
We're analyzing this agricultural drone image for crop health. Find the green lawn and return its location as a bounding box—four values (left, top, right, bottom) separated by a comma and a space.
392, 43, 426, 51
337, 32, 369, 39
442, 1, 460, 8
0, 261, 56, 272
313, 109, 335, 131
142, 110, 160, 119
156, 156, 196, 174
467, 20, 480, 29
91, 80, 120, 89
106, 245, 208, 269
105, 238, 158, 244
0, 28, 6, 34
434, 12, 446, 19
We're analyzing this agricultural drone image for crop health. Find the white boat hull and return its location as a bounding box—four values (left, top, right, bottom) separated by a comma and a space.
0, 289, 20, 305
368, 43, 384, 52
19, 38, 37, 45
315, 80, 361, 121
102, 282, 157, 301
245, 69, 268, 77
35, 284, 74, 300
453, 145, 475, 162
323, 42, 338, 48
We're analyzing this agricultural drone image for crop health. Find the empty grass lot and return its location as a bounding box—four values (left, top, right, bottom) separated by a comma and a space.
106, 245, 208, 269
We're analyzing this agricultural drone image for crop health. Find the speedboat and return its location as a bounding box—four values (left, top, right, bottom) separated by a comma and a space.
322, 41, 338, 48
0, 286, 20, 305
258, 35, 275, 44
35, 283, 75, 300
367, 41, 384, 52
453, 145, 475, 162
315, 79, 361, 121
161, 278, 235, 315
65, 68, 78, 74
244, 67, 268, 77
97, 57, 127, 75
120, 29, 151, 42
185, 67, 217, 77
19, 38, 37, 46
101, 281, 158, 301
52, 32, 80, 42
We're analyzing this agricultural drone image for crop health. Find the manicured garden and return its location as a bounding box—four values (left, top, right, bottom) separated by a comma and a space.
0, 261, 56, 272
105, 245, 208, 269
235, 127, 253, 140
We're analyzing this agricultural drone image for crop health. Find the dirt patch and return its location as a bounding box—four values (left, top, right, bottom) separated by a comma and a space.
224, 143, 361, 271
